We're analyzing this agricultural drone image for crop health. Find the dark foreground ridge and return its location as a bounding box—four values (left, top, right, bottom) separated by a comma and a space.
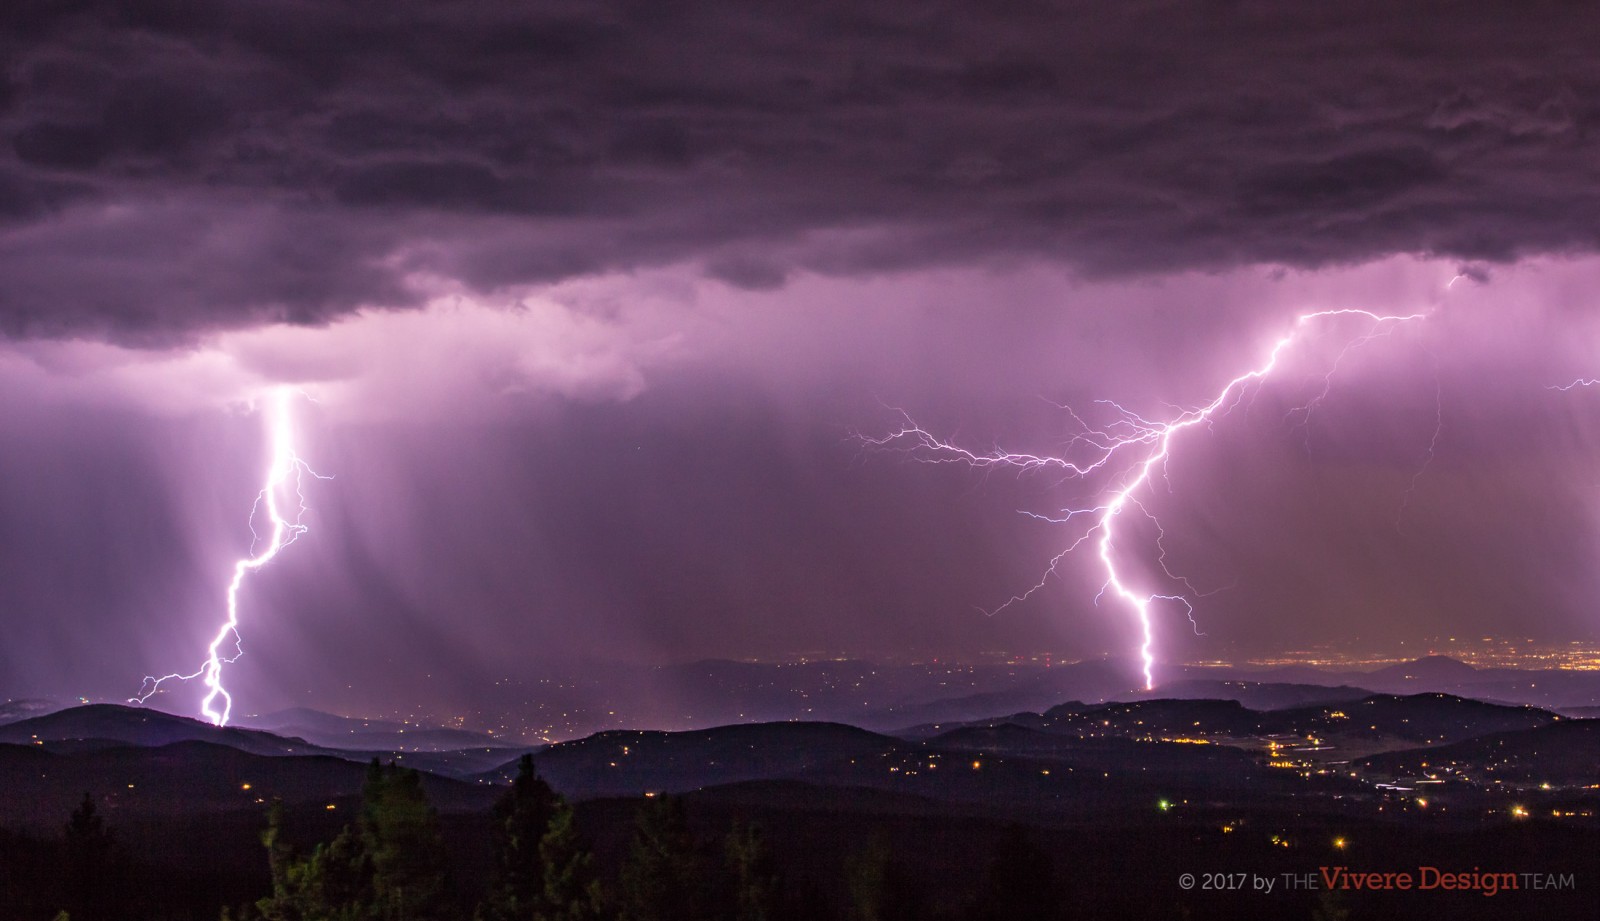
0, 688, 1596, 920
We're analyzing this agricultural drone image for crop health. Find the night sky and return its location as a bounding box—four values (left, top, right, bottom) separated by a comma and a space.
5, 1, 1600, 715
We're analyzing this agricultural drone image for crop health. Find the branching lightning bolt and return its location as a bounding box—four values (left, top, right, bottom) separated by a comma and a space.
132, 387, 327, 726
863, 308, 1428, 691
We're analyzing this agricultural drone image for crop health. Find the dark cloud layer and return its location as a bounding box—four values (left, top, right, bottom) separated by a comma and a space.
4, 0, 1600, 337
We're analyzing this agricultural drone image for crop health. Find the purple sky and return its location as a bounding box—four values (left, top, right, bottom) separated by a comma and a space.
5, 2, 1600, 713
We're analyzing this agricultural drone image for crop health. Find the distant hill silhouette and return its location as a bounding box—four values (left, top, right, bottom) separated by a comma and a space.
897, 692, 1559, 759
1265, 693, 1556, 744
926, 723, 1264, 779
1145, 679, 1375, 711
480, 713, 1315, 812
1224, 656, 1600, 711
34, 654, 1583, 745
864, 657, 1146, 729
1042, 697, 1265, 736
490, 721, 898, 797
1355, 718, 1600, 787
235, 706, 519, 753
0, 683, 1591, 879
0, 704, 332, 757
0, 703, 542, 780
1365, 655, 1486, 684
1032, 692, 1557, 745
0, 739, 499, 831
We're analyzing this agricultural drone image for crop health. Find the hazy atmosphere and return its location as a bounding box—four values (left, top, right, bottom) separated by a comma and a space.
6, 0, 1600, 721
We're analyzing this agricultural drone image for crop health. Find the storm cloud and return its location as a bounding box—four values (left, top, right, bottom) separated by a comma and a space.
4, 0, 1600, 337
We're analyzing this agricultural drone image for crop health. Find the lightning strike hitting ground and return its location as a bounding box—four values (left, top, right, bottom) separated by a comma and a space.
866, 309, 1428, 691
133, 387, 326, 726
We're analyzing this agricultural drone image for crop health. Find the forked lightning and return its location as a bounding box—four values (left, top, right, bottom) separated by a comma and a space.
133, 387, 326, 726
866, 309, 1428, 690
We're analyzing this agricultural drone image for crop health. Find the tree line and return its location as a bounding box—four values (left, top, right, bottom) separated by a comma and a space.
11, 758, 1068, 921
243, 756, 844, 921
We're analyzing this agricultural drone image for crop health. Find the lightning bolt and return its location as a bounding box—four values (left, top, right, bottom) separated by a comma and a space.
133, 387, 327, 726
864, 308, 1428, 691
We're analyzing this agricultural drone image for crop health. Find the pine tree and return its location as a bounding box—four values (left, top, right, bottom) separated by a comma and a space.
255, 763, 453, 921
618, 797, 712, 921
256, 800, 301, 920
724, 822, 779, 921
256, 799, 373, 921
533, 803, 607, 921
480, 755, 561, 921
362, 760, 455, 921
63, 793, 117, 921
